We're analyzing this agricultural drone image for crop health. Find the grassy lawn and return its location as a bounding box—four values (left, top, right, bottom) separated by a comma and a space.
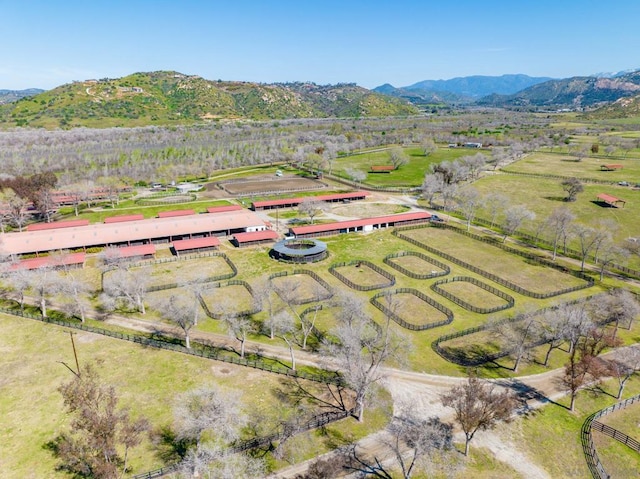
436, 279, 513, 311
332, 146, 475, 187
400, 226, 589, 295
503, 151, 640, 182
386, 251, 449, 277
0, 313, 389, 478
517, 377, 640, 479
470, 172, 640, 270
386, 290, 451, 327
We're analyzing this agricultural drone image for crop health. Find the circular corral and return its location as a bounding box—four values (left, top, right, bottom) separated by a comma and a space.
271, 238, 328, 263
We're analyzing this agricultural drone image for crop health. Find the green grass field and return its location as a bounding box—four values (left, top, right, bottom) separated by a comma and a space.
0, 313, 390, 478
331, 146, 477, 187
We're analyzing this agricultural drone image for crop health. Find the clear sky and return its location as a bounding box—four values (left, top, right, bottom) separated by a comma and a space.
2, 0, 639, 90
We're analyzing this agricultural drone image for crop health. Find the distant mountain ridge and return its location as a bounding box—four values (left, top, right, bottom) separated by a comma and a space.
476, 71, 640, 109
373, 74, 554, 104
0, 88, 44, 104
0, 71, 418, 129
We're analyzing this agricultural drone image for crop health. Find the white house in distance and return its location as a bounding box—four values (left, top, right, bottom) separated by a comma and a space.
176, 183, 205, 194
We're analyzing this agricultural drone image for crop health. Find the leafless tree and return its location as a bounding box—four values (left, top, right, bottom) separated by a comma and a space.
455, 187, 483, 231
421, 138, 437, 157
572, 224, 598, 271
492, 313, 539, 372
58, 272, 92, 322
345, 167, 367, 185
322, 292, 402, 422
176, 445, 265, 479
421, 174, 443, 209
347, 409, 453, 479
174, 385, 246, 449
597, 241, 628, 280
561, 177, 584, 202
546, 206, 575, 260
54, 362, 149, 479
4, 188, 30, 231
484, 192, 507, 228
501, 205, 535, 242
101, 266, 150, 314
25, 266, 62, 318
298, 198, 326, 224
607, 346, 640, 399
441, 376, 516, 456
154, 293, 199, 349
389, 147, 409, 169
591, 289, 640, 338
215, 301, 254, 359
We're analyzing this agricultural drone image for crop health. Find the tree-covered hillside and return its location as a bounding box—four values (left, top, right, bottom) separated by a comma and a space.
0, 72, 418, 129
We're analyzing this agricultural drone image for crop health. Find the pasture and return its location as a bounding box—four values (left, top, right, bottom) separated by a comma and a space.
0, 314, 385, 478
331, 146, 475, 187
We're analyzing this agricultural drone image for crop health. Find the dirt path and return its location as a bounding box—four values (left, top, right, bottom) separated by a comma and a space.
101, 313, 568, 477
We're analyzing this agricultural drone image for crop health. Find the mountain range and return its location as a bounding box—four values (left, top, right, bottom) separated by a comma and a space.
374, 70, 640, 110
3, 68, 640, 129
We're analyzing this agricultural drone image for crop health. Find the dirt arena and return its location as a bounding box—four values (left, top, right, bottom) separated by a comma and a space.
214, 174, 327, 196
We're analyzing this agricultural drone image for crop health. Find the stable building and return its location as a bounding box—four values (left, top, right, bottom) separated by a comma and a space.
251, 191, 370, 211
289, 211, 431, 238
0, 209, 267, 258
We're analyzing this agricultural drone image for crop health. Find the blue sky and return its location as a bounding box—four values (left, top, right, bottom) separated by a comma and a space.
2, 0, 639, 90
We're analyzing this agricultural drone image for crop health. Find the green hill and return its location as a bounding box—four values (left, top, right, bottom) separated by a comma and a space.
0, 71, 418, 129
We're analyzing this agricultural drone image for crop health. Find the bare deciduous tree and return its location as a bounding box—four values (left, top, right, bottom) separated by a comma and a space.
501, 205, 535, 243
322, 292, 402, 422
546, 206, 575, 260
441, 376, 516, 456
348, 408, 454, 479
607, 346, 640, 399
53, 363, 149, 479
101, 266, 149, 314
455, 187, 483, 231
298, 198, 326, 224
154, 293, 199, 349
561, 177, 584, 202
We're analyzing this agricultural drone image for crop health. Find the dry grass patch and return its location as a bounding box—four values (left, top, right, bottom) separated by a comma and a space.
386, 291, 451, 327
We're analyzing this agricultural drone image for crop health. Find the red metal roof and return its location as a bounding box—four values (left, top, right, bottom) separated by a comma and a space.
206, 205, 243, 214
252, 191, 370, 209
172, 236, 220, 251
233, 230, 279, 243
116, 244, 156, 258
597, 193, 625, 203
157, 209, 196, 218
104, 214, 145, 223
27, 219, 90, 231
0, 210, 266, 256
370, 165, 395, 171
290, 211, 431, 236
11, 252, 86, 270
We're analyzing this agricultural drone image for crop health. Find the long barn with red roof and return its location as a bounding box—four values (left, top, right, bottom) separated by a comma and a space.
251, 191, 370, 211
289, 211, 431, 238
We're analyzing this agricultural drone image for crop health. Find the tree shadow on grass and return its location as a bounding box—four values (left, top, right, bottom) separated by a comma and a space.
494, 378, 561, 415
149, 425, 193, 464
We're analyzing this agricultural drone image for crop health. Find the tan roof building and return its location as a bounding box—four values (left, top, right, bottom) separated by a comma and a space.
0, 210, 266, 257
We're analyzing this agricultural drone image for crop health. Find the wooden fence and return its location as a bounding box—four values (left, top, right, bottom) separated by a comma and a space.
430, 276, 515, 314
329, 260, 396, 291
269, 269, 334, 304
393, 224, 594, 299
370, 288, 454, 331
383, 251, 450, 279
581, 393, 640, 479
